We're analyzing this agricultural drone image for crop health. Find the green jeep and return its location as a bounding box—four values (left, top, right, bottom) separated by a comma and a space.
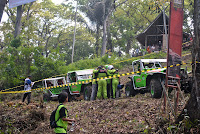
43, 69, 93, 101
66, 69, 93, 101
125, 59, 192, 98
43, 77, 67, 101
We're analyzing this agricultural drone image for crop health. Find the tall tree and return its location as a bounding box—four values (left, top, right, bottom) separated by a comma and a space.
101, 0, 109, 56
79, 0, 128, 56
110, 0, 164, 55
183, 0, 200, 121
0, 0, 7, 23
14, 2, 35, 38
14, 5, 24, 38
101, 0, 128, 56
79, 0, 103, 56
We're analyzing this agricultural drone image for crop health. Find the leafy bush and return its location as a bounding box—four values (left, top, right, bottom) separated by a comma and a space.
10, 38, 21, 48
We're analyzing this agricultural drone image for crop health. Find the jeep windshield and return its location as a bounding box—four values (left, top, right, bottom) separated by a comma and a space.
76, 69, 93, 80
67, 69, 93, 82
77, 74, 92, 80
43, 77, 66, 88
132, 59, 167, 72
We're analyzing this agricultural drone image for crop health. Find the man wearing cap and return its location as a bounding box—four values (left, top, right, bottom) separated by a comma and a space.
90, 68, 99, 101
22, 75, 34, 104
96, 65, 108, 99
105, 65, 112, 98
112, 69, 120, 98
107, 65, 119, 98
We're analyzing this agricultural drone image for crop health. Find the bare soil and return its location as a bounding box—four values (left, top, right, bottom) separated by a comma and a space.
0, 92, 191, 134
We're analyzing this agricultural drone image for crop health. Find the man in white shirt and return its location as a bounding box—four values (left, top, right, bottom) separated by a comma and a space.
22, 75, 34, 104
151, 45, 155, 52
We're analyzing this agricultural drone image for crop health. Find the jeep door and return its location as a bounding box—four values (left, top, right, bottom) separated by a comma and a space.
67, 72, 81, 94
132, 61, 146, 88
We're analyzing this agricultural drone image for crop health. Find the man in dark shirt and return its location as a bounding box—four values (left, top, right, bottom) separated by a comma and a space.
54, 92, 76, 134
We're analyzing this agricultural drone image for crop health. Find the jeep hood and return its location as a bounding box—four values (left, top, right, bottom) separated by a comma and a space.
147, 68, 166, 73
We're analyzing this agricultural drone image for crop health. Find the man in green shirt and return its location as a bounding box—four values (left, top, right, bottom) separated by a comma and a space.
112, 69, 120, 98
105, 65, 112, 98
107, 65, 119, 98
97, 66, 108, 99
90, 68, 98, 101
54, 92, 75, 134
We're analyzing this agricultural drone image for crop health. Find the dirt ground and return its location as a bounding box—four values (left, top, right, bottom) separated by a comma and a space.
0, 86, 191, 134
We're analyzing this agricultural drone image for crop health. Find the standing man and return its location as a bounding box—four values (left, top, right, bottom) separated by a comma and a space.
158, 40, 162, 51
151, 44, 155, 52
107, 65, 119, 99
105, 65, 111, 98
22, 75, 34, 105
54, 92, 76, 134
112, 69, 120, 99
147, 46, 151, 54
90, 68, 98, 101
136, 48, 139, 57
97, 66, 108, 99
107, 65, 115, 98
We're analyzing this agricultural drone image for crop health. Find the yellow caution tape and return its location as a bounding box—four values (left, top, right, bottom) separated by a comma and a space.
0, 47, 198, 93
1, 60, 200, 94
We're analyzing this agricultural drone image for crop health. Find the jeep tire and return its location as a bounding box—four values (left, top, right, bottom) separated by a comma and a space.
125, 81, 137, 97
43, 93, 51, 102
150, 79, 162, 98
116, 88, 121, 98
62, 89, 72, 102
84, 85, 92, 101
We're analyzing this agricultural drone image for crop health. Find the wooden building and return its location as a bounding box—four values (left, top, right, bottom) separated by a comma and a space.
135, 11, 190, 51
135, 11, 169, 51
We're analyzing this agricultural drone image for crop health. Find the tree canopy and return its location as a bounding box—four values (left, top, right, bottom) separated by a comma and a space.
0, 0, 194, 90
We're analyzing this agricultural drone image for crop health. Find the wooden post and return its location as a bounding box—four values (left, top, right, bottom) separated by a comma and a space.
145, 35, 147, 50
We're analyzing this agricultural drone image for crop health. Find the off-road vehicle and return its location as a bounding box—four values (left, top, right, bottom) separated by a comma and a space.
66, 69, 93, 100
125, 59, 192, 98
43, 77, 67, 101
43, 69, 93, 101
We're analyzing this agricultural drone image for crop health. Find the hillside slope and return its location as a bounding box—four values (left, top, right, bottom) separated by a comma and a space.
0, 93, 189, 134
0, 52, 196, 134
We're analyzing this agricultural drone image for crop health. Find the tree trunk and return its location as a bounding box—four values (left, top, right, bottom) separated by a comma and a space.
45, 36, 51, 58
27, 56, 31, 76
126, 38, 132, 54
14, 5, 23, 38
0, 0, 7, 23
95, 24, 100, 57
183, 0, 200, 121
101, 10, 107, 57
100, 0, 127, 56
107, 18, 112, 52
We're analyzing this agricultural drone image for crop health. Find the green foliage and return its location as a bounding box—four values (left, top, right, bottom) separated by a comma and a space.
167, 125, 178, 132
0, 0, 192, 92
166, 109, 200, 133
110, 0, 167, 54
10, 38, 21, 48
183, 0, 194, 34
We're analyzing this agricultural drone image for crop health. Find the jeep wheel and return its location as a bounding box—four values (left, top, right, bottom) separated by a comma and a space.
84, 85, 92, 101
43, 93, 51, 102
62, 89, 72, 102
150, 79, 162, 98
125, 81, 137, 97
139, 89, 146, 94
116, 88, 121, 98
